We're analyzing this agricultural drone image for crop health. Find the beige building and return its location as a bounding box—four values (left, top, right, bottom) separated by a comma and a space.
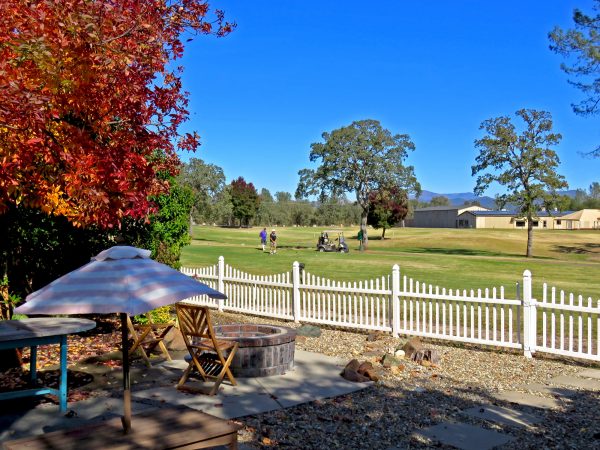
456, 209, 600, 230
412, 205, 489, 228
457, 210, 562, 229
557, 209, 600, 230
411, 206, 600, 230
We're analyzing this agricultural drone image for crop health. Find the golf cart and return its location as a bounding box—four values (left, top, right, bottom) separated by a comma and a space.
316, 230, 349, 253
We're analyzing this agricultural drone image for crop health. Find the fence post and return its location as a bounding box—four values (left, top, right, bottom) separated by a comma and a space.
522, 270, 536, 358
515, 281, 521, 344
292, 261, 300, 323
392, 264, 401, 337
217, 256, 224, 312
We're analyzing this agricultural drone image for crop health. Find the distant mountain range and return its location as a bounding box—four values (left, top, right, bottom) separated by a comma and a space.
416, 190, 496, 208
415, 190, 579, 209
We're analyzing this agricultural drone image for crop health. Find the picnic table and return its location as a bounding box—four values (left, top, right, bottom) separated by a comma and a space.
0, 318, 96, 411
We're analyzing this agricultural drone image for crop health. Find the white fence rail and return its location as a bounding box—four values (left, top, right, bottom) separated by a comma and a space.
181, 257, 600, 362
536, 282, 600, 361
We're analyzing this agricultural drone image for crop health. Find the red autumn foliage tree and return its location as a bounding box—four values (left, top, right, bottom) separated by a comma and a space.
367, 187, 409, 238
0, 0, 234, 228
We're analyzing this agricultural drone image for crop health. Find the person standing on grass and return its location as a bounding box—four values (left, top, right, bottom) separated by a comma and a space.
269, 229, 277, 255
357, 229, 364, 251
259, 227, 267, 252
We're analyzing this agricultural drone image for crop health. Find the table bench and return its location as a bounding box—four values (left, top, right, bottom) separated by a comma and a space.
2, 407, 242, 449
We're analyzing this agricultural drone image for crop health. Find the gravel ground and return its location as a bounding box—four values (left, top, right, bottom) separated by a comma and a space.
209, 311, 600, 449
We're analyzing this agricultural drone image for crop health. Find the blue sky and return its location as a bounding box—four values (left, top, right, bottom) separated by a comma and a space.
177, 0, 599, 198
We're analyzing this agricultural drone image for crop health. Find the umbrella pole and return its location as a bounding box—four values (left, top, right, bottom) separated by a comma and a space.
120, 313, 132, 433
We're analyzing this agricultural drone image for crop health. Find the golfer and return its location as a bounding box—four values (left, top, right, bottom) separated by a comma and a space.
269, 229, 277, 254
259, 228, 267, 251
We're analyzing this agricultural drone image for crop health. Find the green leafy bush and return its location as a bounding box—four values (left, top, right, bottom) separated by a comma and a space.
134, 306, 174, 324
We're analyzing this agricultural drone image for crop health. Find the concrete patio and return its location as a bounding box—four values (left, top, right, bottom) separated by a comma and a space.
0, 350, 371, 444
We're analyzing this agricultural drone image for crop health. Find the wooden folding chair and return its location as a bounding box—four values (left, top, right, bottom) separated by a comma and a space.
175, 303, 238, 395
127, 314, 174, 367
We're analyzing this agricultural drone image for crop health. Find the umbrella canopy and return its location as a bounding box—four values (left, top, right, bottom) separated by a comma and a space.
14, 245, 226, 433
16, 245, 226, 316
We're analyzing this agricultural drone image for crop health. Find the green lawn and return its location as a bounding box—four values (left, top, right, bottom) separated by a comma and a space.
181, 226, 600, 300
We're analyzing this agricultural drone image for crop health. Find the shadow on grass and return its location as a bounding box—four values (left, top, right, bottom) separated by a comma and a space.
255, 245, 314, 252
399, 247, 521, 258
190, 237, 223, 244
554, 243, 600, 255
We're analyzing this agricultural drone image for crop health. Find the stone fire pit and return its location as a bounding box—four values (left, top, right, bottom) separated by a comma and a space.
214, 324, 296, 377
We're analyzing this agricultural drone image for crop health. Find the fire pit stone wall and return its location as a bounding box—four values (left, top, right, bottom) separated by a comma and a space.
214, 324, 296, 377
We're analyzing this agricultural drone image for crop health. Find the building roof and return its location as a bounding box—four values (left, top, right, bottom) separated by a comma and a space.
461, 210, 575, 218
416, 205, 488, 212
415, 206, 462, 212
558, 209, 600, 221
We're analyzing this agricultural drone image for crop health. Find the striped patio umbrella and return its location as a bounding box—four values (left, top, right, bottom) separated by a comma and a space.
15, 245, 226, 432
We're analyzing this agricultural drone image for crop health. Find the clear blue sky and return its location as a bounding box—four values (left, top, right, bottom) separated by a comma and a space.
177, 0, 599, 198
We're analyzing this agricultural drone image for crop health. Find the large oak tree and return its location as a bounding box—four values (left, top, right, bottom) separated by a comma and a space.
0, 0, 234, 227
178, 157, 226, 224
549, 1, 600, 155
472, 109, 568, 257
296, 119, 420, 249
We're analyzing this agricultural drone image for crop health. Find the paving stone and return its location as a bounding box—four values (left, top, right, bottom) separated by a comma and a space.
517, 383, 577, 397
462, 404, 542, 428
135, 350, 371, 416
492, 391, 563, 409
576, 368, 600, 380
550, 375, 600, 390
413, 422, 514, 450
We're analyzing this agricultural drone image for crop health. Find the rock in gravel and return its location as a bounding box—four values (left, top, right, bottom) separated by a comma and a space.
390, 364, 405, 375
394, 349, 406, 358
357, 361, 380, 381
344, 359, 361, 372
402, 337, 423, 359
163, 327, 186, 351
341, 360, 370, 382
366, 331, 386, 342
381, 353, 403, 368
357, 361, 374, 374
297, 325, 322, 337
341, 367, 365, 382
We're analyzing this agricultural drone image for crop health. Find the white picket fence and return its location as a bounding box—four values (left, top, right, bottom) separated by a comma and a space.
181, 257, 600, 362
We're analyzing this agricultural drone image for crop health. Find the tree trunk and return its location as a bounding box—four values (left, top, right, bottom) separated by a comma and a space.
361, 213, 368, 250
526, 216, 534, 257
382, 227, 386, 239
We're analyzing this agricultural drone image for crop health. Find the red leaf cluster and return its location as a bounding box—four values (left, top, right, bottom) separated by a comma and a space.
0, 0, 234, 228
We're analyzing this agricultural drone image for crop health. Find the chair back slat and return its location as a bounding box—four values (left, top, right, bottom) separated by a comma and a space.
175, 303, 238, 395
177, 304, 212, 339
